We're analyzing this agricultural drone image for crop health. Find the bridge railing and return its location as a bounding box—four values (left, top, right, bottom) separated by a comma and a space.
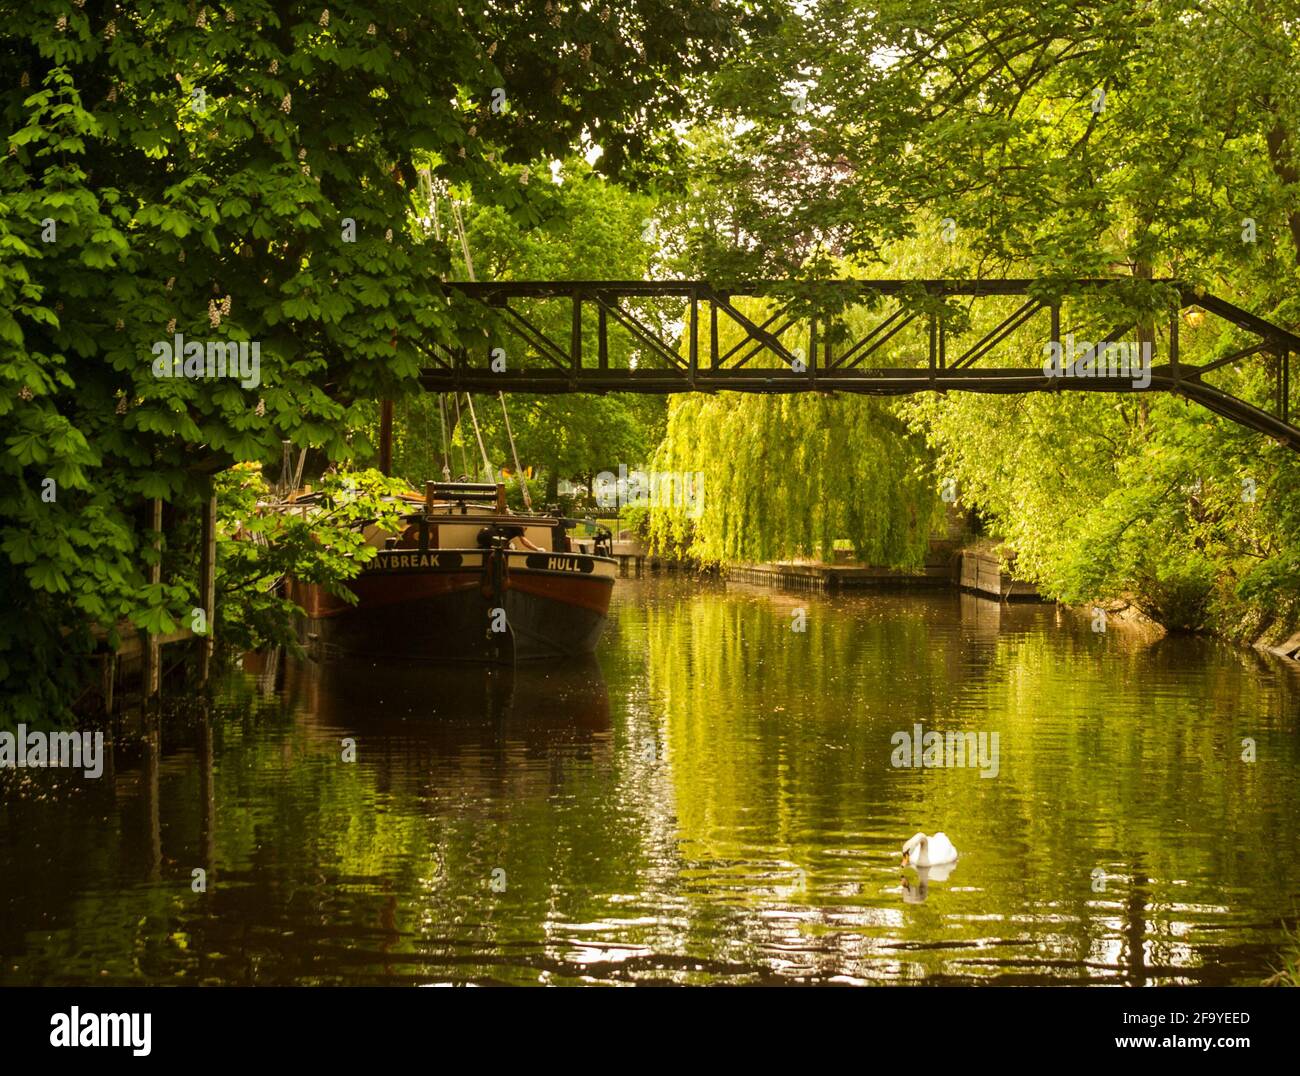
415, 279, 1300, 451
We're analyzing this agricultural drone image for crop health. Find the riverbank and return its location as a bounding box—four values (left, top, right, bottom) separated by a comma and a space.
718, 540, 1041, 598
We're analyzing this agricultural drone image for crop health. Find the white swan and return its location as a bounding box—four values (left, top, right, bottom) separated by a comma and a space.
901, 831, 957, 867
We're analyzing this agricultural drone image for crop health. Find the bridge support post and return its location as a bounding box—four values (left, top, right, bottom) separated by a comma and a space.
1170, 312, 1179, 385
807, 316, 816, 386
710, 293, 719, 369
571, 289, 582, 385
928, 312, 937, 386
689, 288, 699, 385
598, 303, 608, 370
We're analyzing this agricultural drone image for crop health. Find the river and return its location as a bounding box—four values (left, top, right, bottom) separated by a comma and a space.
2, 579, 1297, 984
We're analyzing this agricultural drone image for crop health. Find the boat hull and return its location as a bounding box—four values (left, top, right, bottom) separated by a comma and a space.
287, 548, 616, 663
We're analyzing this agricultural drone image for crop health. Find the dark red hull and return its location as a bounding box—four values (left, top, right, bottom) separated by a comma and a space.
287, 548, 615, 662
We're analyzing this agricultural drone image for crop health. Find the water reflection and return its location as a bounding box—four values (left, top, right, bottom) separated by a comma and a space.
282, 654, 611, 738
0, 580, 1297, 985
900, 860, 959, 904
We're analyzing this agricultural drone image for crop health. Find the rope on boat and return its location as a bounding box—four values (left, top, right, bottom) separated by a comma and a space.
450, 199, 531, 508
436, 393, 452, 481
449, 201, 495, 484
419, 168, 467, 484
451, 393, 471, 479
462, 390, 494, 485
498, 391, 531, 510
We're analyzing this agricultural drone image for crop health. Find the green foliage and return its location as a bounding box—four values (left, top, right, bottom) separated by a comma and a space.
391, 158, 667, 498
213, 467, 411, 653
903, 297, 1300, 633
0, 2, 765, 720
618, 504, 652, 541
496, 472, 541, 512
655, 0, 1300, 636
688, 0, 1300, 284
648, 297, 940, 566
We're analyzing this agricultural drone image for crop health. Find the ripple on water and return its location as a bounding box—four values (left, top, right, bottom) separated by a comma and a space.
1, 580, 1296, 985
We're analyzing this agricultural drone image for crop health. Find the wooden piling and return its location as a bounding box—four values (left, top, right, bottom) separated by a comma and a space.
379, 399, 393, 475
142, 497, 162, 702
101, 652, 116, 716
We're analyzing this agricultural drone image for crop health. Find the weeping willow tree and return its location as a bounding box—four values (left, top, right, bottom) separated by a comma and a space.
648, 298, 941, 566
652, 0, 1300, 639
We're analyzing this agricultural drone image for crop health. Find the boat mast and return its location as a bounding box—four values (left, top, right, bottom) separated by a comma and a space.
449, 199, 532, 509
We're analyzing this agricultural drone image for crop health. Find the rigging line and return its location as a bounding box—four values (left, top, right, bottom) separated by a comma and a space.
450, 197, 532, 509
499, 393, 532, 509
417, 166, 443, 242
422, 179, 459, 481
436, 393, 452, 481
450, 198, 476, 281
448, 200, 495, 483
451, 391, 471, 479
463, 391, 494, 485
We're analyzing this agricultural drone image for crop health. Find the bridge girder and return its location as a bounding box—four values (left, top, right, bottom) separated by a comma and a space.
415, 280, 1300, 451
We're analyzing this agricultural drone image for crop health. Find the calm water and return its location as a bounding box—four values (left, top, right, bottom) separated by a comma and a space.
3, 579, 1298, 985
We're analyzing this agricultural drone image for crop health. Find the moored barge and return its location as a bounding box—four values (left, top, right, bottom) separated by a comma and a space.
285, 482, 616, 662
